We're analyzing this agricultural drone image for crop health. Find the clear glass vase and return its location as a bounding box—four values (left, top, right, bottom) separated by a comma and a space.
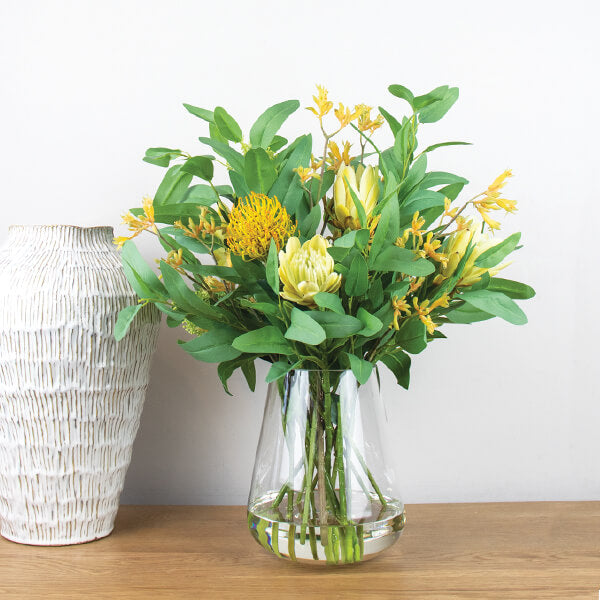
247, 369, 405, 565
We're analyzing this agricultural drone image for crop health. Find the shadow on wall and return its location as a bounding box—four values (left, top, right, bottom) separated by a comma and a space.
121, 324, 266, 505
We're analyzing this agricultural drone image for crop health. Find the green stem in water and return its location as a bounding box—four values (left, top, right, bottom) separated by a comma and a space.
299, 399, 319, 544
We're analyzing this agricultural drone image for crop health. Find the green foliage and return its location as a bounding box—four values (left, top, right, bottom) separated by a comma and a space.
250, 99, 300, 149
285, 308, 326, 345
114, 304, 143, 341
118, 81, 533, 393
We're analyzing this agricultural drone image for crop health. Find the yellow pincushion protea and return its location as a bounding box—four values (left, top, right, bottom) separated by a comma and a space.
278, 235, 342, 307
227, 192, 296, 260
435, 220, 510, 287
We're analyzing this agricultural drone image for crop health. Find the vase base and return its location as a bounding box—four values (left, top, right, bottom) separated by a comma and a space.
0, 526, 114, 546
249, 493, 405, 565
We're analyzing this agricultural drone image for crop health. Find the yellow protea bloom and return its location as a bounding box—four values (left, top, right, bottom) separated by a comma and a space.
114, 196, 156, 248
435, 220, 510, 287
333, 164, 379, 230
227, 192, 296, 260
278, 235, 342, 307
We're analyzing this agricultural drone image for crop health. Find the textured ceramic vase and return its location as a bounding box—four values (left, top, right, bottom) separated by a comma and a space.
0, 225, 160, 545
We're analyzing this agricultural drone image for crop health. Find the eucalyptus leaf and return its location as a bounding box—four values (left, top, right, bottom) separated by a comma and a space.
460, 289, 527, 325
474, 232, 521, 269
381, 351, 411, 389
179, 326, 241, 362
114, 304, 143, 341
245, 148, 277, 194
232, 326, 294, 355
266, 360, 301, 383
369, 246, 435, 276
345, 353, 374, 385
183, 103, 214, 122
487, 277, 536, 300
313, 292, 344, 315
356, 307, 383, 337
249, 99, 300, 149
285, 308, 326, 345
154, 164, 194, 205
214, 106, 243, 143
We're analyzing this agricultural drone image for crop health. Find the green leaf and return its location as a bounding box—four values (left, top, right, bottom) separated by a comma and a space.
446, 303, 494, 324
345, 253, 368, 297
184, 263, 241, 283
309, 312, 363, 338
241, 360, 256, 391
370, 190, 398, 259
345, 353, 374, 385
213, 106, 242, 143
356, 307, 383, 337
266, 239, 279, 295
417, 87, 459, 123
179, 326, 242, 363
368, 278, 384, 309
285, 308, 326, 345
121, 241, 167, 299
244, 148, 277, 194
266, 360, 301, 384
217, 357, 246, 395
299, 204, 321, 240
249, 99, 300, 149
398, 319, 428, 354
334, 229, 370, 249
114, 304, 143, 341
313, 292, 344, 315
154, 164, 194, 205
413, 85, 449, 110
269, 134, 312, 215
229, 170, 250, 198
198, 137, 245, 173
487, 277, 536, 300
239, 298, 279, 315
143, 147, 183, 168
232, 326, 294, 355
180, 156, 214, 181
439, 183, 465, 201
460, 290, 528, 325
343, 177, 367, 229
381, 351, 411, 390
385, 281, 410, 300
388, 84, 414, 107
231, 254, 266, 282
422, 141, 472, 154
269, 135, 287, 153
378, 106, 402, 137
209, 121, 228, 143
419, 172, 469, 188
474, 233, 521, 269
183, 103, 214, 122
160, 261, 226, 324
369, 246, 435, 276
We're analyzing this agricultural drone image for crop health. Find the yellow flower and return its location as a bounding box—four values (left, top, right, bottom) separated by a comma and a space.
227, 192, 296, 260
333, 164, 379, 230
356, 105, 385, 135
166, 248, 184, 269
435, 220, 511, 287
334, 103, 365, 129
473, 170, 517, 230
114, 196, 156, 248
442, 197, 458, 219
327, 140, 353, 172
412, 294, 450, 334
307, 85, 333, 121
391, 295, 411, 330
294, 166, 319, 184
278, 235, 342, 307
420, 232, 448, 267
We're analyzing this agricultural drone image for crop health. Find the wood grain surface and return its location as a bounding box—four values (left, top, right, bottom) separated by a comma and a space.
0, 502, 599, 599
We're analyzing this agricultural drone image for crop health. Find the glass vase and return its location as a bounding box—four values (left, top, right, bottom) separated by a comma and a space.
247, 369, 405, 565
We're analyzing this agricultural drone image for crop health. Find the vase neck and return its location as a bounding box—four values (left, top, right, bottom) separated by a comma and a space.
7, 225, 115, 251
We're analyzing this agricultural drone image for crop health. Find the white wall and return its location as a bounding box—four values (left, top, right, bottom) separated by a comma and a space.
1, 0, 598, 504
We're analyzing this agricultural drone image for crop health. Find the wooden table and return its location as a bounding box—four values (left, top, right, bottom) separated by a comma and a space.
0, 503, 599, 599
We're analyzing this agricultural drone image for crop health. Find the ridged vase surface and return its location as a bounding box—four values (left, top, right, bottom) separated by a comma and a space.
0, 225, 159, 545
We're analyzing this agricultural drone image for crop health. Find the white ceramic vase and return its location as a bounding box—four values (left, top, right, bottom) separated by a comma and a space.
0, 225, 160, 545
